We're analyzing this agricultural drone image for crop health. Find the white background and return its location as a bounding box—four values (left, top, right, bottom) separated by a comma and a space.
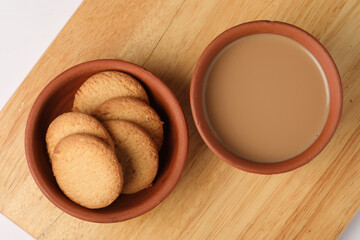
0, 1, 358, 239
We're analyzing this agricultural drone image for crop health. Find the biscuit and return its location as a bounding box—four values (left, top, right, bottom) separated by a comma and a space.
94, 97, 163, 150
102, 120, 158, 194
46, 112, 114, 158
72, 71, 149, 115
52, 134, 123, 209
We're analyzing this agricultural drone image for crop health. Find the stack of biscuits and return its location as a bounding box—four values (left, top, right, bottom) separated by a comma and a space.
46, 71, 163, 209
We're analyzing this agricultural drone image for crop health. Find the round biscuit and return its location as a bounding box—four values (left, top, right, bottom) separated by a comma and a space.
72, 71, 149, 115
52, 133, 123, 209
102, 120, 158, 194
46, 112, 114, 158
94, 97, 163, 150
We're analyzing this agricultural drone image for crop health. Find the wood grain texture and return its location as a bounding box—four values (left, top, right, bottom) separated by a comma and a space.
0, 0, 359, 239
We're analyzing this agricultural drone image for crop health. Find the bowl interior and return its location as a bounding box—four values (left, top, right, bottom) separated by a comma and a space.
191, 21, 342, 174
25, 60, 188, 222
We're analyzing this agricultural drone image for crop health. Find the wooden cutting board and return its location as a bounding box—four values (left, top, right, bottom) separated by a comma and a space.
1, 0, 359, 239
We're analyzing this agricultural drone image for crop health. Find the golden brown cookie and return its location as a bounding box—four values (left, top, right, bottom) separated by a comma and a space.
102, 120, 158, 194
94, 97, 163, 150
72, 71, 149, 115
46, 112, 114, 158
52, 133, 123, 209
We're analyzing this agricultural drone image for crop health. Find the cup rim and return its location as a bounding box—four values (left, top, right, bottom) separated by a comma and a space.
25, 59, 189, 222
190, 20, 342, 174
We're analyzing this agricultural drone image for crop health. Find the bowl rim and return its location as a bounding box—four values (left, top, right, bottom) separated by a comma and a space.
25, 59, 189, 222
190, 20, 342, 174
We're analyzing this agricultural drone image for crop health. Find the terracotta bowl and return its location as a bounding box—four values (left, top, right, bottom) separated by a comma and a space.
25, 59, 188, 222
190, 21, 342, 174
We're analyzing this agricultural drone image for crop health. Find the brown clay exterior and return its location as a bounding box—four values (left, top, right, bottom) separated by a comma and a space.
190, 21, 342, 174
25, 59, 188, 222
